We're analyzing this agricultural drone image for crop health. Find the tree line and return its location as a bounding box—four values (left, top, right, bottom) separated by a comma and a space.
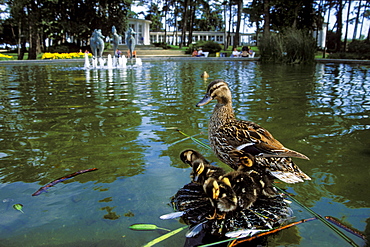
0, 0, 132, 59
0, 0, 369, 60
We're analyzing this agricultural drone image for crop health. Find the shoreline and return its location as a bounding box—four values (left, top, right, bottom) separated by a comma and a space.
0, 57, 369, 65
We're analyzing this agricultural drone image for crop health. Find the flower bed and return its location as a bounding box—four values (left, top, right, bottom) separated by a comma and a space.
41, 52, 92, 60
0, 54, 13, 60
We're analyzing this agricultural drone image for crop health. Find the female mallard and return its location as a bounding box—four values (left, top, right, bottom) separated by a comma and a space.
196, 79, 310, 184
180, 149, 225, 184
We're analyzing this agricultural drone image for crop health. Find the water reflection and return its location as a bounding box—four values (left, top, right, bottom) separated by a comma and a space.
0, 61, 369, 246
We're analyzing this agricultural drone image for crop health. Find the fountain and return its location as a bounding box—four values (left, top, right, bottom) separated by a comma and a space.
135, 58, 142, 66
84, 27, 142, 69
84, 53, 90, 68
107, 54, 113, 69
125, 27, 136, 59
119, 56, 127, 68
112, 26, 120, 58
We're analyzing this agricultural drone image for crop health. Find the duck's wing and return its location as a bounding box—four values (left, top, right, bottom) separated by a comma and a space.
224, 120, 309, 160
257, 157, 311, 183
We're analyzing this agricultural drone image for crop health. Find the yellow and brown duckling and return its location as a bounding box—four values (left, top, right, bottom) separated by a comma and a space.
201, 71, 209, 79
180, 149, 210, 167
220, 159, 279, 211
180, 149, 226, 184
168, 149, 293, 237
203, 177, 237, 219
220, 170, 263, 209
196, 79, 310, 184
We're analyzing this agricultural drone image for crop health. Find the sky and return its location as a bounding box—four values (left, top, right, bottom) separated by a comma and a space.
131, 1, 369, 39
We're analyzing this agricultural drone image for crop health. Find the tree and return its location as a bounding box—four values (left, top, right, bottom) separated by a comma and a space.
2, 0, 131, 59
233, 0, 243, 48
179, 0, 190, 47
244, 0, 263, 45
352, 0, 362, 40
146, 2, 163, 31
343, 0, 352, 50
334, 0, 344, 52
263, 0, 270, 38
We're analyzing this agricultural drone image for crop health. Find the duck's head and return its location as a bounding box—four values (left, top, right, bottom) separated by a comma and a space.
180, 149, 209, 167
196, 79, 232, 107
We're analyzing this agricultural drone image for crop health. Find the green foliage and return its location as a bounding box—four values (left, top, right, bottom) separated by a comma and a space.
193, 2, 224, 31
1, 0, 131, 59
259, 28, 316, 64
326, 30, 342, 52
186, 40, 222, 54
246, 0, 319, 32
146, 3, 162, 31
347, 40, 370, 59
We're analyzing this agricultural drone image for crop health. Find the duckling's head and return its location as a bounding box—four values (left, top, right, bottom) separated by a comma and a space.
180, 149, 209, 167
201, 71, 209, 79
203, 177, 237, 212
191, 160, 207, 183
196, 79, 232, 107
229, 150, 256, 169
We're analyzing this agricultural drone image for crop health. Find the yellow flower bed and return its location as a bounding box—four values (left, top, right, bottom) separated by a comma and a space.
41, 52, 92, 60
0, 54, 13, 59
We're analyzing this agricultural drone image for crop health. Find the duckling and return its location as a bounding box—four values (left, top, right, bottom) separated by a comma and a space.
203, 177, 237, 219
171, 179, 292, 236
201, 71, 210, 79
220, 170, 261, 209
180, 149, 209, 166
196, 79, 310, 184
180, 149, 225, 184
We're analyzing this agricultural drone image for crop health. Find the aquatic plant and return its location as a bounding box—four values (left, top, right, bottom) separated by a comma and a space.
259, 28, 316, 64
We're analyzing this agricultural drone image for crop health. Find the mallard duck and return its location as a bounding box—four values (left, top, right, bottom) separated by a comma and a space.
201, 71, 210, 79
180, 149, 225, 184
196, 79, 310, 184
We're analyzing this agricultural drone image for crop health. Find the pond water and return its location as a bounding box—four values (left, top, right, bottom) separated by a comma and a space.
0, 60, 369, 247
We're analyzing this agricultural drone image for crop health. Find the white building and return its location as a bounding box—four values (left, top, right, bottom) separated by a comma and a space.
126, 18, 152, 45
149, 31, 255, 46
313, 23, 328, 49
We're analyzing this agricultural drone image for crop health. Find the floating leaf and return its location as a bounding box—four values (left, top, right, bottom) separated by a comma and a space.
129, 224, 170, 232
13, 203, 24, 213
143, 225, 188, 247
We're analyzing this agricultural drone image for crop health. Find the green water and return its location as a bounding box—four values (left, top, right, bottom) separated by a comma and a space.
0, 61, 369, 246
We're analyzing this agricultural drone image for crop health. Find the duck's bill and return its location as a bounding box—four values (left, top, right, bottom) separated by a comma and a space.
196, 94, 212, 107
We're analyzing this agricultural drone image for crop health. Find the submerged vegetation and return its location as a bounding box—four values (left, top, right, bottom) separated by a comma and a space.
259, 28, 316, 64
